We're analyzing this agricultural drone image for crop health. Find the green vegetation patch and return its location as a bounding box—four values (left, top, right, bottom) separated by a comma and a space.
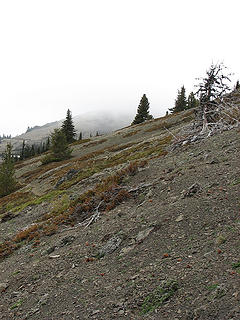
10, 299, 23, 310
232, 261, 240, 273
232, 261, 240, 269
58, 136, 171, 190
0, 191, 33, 215
207, 283, 219, 291
141, 280, 179, 314
12, 190, 65, 214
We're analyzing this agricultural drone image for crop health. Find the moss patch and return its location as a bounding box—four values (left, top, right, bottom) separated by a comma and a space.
141, 280, 179, 314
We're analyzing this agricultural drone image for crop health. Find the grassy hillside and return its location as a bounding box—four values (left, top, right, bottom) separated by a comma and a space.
0, 108, 239, 319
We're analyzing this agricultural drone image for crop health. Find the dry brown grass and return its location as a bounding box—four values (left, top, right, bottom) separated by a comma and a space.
70, 138, 91, 146
107, 142, 136, 152
122, 130, 140, 138
0, 160, 147, 261
84, 138, 108, 148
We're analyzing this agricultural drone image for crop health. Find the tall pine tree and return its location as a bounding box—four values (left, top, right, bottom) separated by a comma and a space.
61, 109, 76, 143
169, 86, 187, 113
132, 94, 153, 125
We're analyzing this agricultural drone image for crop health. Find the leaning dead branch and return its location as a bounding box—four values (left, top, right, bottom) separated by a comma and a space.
80, 200, 104, 228
163, 126, 179, 141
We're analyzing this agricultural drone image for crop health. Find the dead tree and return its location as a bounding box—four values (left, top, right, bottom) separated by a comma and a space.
195, 63, 235, 134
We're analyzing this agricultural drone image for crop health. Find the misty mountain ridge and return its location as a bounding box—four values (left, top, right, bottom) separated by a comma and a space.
0, 109, 133, 154
18, 110, 132, 140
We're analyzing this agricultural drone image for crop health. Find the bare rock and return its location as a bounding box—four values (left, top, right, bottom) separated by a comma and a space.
183, 183, 201, 198
55, 169, 79, 188
136, 227, 154, 242
98, 235, 122, 257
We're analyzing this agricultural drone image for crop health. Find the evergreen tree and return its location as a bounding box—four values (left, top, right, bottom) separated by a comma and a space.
169, 86, 187, 113
0, 144, 17, 197
61, 109, 76, 143
46, 137, 50, 151
30, 145, 36, 157
235, 80, 240, 90
20, 140, 25, 160
78, 132, 83, 140
41, 129, 72, 164
132, 94, 153, 125
187, 92, 199, 109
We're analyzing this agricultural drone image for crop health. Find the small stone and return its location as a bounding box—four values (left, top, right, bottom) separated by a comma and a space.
92, 310, 100, 315
0, 283, 8, 292
131, 274, 139, 280
118, 310, 124, 315
175, 214, 183, 222
146, 190, 153, 198
46, 246, 56, 254
60, 236, 75, 246
120, 246, 135, 255
49, 255, 60, 259
38, 294, 49, 306
136, 227, 154, 242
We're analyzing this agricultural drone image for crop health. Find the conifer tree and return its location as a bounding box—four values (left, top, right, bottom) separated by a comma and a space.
78, 132, 83, 140
187, 92, 199, 109
41, 129, 72, 164
0, 144, 17, 197
61, 109, 76, 143
20, 140, 25, 160
169, 86, 187, 113
235, 80, 240, 90
132, 94, 153, 125
46, 137, 50, 151
51, 129, 72, 160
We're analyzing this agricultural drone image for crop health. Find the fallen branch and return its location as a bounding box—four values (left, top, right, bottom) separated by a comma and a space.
80, 200, 104, 228
163, 126, 179, 140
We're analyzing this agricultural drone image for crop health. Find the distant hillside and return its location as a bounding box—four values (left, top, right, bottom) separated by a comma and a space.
0, 110, 132, 155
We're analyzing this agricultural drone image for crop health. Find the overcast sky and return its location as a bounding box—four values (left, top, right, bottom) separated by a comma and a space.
0, 0, 239, 136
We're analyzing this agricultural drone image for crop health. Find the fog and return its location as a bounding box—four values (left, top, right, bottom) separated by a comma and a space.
0, 0, 239, 136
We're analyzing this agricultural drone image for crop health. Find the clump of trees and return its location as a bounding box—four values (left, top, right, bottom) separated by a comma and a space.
20, 138, 50, 160
169, 86, 199, 114
41, 129, 72, 164
132, 94, 153, 125
0, 144, 17, 197
41, 109, 76, 164
0, 134, 12, 144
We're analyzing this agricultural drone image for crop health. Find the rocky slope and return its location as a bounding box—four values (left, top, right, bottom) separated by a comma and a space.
0, 108, 239, 320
